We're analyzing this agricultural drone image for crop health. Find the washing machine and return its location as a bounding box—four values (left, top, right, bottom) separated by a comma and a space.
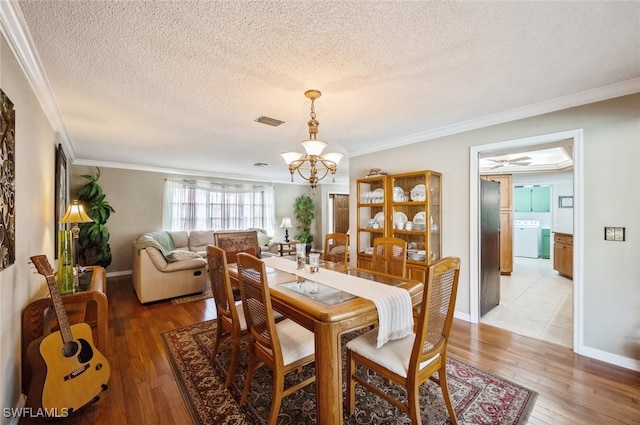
514, 220, 541, 258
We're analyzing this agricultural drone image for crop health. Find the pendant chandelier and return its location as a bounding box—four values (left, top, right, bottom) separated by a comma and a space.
281, 90, 343, 194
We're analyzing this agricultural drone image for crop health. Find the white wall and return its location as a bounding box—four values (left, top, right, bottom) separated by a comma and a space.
69, 165, 346, 272
0, 37, 58, 418
350, 93, 640, 368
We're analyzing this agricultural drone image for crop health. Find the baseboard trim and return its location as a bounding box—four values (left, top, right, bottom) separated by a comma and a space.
454, 310, 471, 322
106, 270, 132, 278
577, 345, 640, 372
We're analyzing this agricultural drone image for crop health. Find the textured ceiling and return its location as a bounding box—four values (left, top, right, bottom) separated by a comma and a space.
11, 1, 640, 184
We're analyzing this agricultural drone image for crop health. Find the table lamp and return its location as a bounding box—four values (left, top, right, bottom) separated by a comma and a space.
59, 200, 93, 293
280, 216, 293, 242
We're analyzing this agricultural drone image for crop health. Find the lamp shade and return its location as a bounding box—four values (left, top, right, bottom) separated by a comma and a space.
321, 152, 344, 165
301, 140, 327, 156
280, 217, 293, 229
60, 200, 93, 224
280, 151, 304, 165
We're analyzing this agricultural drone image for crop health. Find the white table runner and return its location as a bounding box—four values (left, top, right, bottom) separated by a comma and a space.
264, 256, 413, 347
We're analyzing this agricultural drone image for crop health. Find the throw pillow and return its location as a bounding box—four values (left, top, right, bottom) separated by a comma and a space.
167, 249, 202, 262
257, 233, 272, 247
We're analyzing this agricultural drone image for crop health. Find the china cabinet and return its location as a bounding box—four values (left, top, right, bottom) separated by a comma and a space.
356, 170, 441, 281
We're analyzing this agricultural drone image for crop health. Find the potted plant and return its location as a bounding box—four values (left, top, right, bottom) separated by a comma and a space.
293, 194, 315, 252
77, 168, 115, 268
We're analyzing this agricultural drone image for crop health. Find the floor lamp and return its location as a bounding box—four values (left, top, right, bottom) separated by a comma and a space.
59, 200, 93, 293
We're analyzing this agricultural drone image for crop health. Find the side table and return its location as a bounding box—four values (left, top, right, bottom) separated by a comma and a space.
21, 265, 108, 393
278, 240, 300, 256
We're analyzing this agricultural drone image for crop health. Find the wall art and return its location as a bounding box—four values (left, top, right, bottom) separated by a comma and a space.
55, 143, 69, 258
0, 89, 15, 270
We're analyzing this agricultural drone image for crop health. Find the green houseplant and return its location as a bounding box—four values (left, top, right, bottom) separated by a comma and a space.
293, 194, 315, 249
77, 168, 115, 268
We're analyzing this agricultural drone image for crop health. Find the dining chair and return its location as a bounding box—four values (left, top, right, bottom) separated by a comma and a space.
236, 252, 316, 425
206, 245, 247, 388
371, 237, 407, 277
214, 231, 261, 263
323, 232, 349, 264
346, 256, 461, 425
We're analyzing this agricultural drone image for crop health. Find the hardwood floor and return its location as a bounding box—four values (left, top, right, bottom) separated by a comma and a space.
22, 274, 639, 425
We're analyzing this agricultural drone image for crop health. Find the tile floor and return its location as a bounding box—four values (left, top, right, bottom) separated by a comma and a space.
481, 256, 574, 348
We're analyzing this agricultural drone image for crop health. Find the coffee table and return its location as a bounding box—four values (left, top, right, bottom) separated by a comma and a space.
277, 240, 300, 256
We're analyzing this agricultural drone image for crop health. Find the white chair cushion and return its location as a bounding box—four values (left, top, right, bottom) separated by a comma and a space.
276, 319, 315, 365
330, 246, 346, 254
346, 329, 439, 378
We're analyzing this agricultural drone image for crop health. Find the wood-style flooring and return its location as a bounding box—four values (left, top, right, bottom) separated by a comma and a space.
21, 275, 640, 425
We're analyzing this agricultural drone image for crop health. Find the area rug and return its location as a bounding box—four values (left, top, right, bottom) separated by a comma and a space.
171, 286, 213, 304
161, 320, 537, 425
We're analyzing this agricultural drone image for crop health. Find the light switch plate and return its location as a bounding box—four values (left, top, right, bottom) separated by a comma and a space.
605, 227, 625, 241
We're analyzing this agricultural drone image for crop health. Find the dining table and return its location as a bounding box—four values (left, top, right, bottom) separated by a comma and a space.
227, 255, 423, 425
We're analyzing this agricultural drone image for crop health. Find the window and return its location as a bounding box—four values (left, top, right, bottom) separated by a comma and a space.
162, 179, 275, 234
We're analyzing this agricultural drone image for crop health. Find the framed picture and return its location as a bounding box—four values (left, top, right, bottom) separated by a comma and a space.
558, 196, 573, 208
0, 89, 15, 270
55, 143, 69, 257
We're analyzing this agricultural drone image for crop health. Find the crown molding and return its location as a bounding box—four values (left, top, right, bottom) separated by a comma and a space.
350, 78, 640, 157
0, 0, 74, 157
73, 157, 349, 186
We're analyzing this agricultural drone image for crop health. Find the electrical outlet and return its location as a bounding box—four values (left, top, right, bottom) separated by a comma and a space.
605, 227, 625, 241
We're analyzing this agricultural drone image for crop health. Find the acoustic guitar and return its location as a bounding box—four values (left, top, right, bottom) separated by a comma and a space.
26, 255, 110, 415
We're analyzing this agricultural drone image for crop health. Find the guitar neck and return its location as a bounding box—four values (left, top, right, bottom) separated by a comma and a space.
45, 275, 74, 344
31, 255, 74, 345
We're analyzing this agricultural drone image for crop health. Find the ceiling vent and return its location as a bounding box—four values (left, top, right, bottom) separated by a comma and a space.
253, 162, 269, 167
255, 116, 285, 127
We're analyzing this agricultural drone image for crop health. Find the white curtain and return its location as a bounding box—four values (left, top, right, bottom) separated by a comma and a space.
162, 179, 275, 234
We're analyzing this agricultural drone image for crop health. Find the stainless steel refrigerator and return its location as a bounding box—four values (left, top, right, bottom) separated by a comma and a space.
480, 179, 501, 316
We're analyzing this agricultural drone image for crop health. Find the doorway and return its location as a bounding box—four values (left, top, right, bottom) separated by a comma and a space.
330, 193, 350, 234
470, 129, 583, 352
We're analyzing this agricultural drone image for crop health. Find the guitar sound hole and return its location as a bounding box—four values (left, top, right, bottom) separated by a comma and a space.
62, 341, 79, 358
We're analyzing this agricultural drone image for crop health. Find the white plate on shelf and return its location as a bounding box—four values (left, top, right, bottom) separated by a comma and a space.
374, 212, 384, 224
393, 212, 408, 226
413, 211, 426, 224
392, 186, 404, 202
372, 188, 384, 202
410, 184, 426, 202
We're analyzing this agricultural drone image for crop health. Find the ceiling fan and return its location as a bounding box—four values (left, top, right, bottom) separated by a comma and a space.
488, 156, 532, 169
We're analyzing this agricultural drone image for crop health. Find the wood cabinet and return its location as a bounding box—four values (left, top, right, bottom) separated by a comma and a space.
356, 170, 441, 278
481, 174, 513, 275
553, 232, 573, 279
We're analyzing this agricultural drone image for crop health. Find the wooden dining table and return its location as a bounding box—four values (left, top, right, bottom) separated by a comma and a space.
228, 257, 423, 425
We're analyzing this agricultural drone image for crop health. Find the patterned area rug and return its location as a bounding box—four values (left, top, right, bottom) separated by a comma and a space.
161, 320, 537, 425
171, 286, 213, 304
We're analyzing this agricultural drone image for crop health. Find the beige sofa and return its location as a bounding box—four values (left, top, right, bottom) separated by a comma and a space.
132, 231, 208, 303
132, 229, 279, 303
